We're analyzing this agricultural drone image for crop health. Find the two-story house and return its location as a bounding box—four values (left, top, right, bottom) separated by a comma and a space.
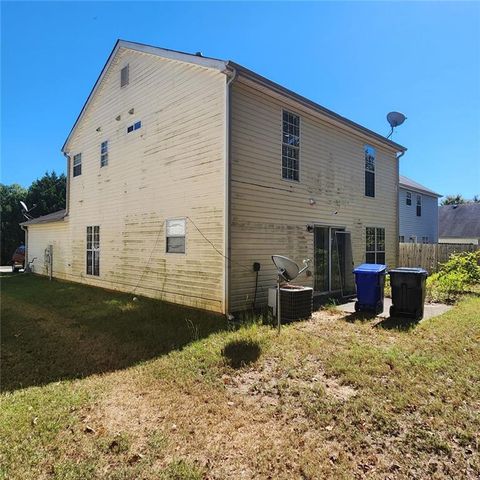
398, 175, 441, 244
22, 40, 406, 314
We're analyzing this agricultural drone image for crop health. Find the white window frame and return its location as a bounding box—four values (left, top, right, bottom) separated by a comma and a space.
166, 218, 186, 254
73, 153, 82, 177
416, 194, 422, 216
364, 145, 376, 198
281, 110, 300, 182
127, 121, 142, 134
86, 226, 100, 276
366, 226, 385, 264
406, 191, 412, 205
100, 140, 108, 167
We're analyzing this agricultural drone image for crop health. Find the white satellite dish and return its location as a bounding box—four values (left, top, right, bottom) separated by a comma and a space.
386, 112, 407, 139
19, 200, 37, 220
20, 201, 29, 211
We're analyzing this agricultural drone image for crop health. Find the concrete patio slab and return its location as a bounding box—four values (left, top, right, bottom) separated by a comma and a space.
336, 297, 452, 321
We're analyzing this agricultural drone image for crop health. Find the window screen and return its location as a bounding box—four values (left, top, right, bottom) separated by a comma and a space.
282, 111, 300, 181
86, 226, 100, 276
73, 154, 82, 177
364, 145, 375, 197
121, 65, 129, 87
366, 227, 385, 264
166, 218, 186, 253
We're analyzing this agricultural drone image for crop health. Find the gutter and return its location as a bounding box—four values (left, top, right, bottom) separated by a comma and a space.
223, 66, 237, 316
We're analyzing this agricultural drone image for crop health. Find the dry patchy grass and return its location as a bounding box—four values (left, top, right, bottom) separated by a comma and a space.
1, 274, 479, 479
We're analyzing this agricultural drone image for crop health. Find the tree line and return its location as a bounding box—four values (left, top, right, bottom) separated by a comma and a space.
440, 194, 480, 205
0, 172, 66, 265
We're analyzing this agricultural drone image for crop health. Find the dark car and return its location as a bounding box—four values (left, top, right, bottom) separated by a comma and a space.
11, 245, 25, 272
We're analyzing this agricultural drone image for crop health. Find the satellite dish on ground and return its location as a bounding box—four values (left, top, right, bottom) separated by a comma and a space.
386, 112, 407, 139
271, 255, 311, 333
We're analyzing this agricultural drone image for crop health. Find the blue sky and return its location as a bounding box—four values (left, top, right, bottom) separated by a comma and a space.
2, 1, 479, 198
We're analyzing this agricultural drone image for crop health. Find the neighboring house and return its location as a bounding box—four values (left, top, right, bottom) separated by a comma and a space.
439, 203, 480, 245
21, 40, 406, 314
398, 175, 441, 244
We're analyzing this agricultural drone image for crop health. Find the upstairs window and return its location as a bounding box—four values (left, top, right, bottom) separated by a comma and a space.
416, 194, 422, 216
364, 145, 375, 197
86, 226, 100, 276
73, 154, 82, 177
422, 236, 429, 244
127, 121, 141, 133
366, 227, 385, 264
100, 141, 108, 167
121, 64, 129, 87
166, 218, 186, 253
282, 111, 300, 181
406, 191, 412, 205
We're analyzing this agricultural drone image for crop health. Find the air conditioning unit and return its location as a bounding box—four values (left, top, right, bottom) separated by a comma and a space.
268, 285, 313, 323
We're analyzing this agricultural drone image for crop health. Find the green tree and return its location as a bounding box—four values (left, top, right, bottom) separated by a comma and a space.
0, 172, 66, 265
441, 194, 466, 206
26, 171, 66, 217
0, 183, 28, 264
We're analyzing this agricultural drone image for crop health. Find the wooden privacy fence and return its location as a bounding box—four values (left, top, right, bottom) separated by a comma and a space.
398, 243, 479, 273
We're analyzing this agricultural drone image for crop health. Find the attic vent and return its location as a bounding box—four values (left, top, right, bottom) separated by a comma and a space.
121, 64, 129, 87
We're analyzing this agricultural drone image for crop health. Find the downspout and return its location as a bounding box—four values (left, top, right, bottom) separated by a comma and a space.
63, 152, 71, 216
21, 225, 28, 269
224, 66, 237, 316
395, 150, 406, 267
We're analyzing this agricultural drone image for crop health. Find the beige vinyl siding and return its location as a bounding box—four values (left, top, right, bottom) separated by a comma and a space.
26, 222, 70, 277
229, 80, 399, 311
59, 48, 226, 312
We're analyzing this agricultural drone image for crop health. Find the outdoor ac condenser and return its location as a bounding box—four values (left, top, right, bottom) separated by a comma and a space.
268, 285, 313, 322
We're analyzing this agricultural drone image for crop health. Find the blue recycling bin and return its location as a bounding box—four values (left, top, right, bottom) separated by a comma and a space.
353, 263, 387, 314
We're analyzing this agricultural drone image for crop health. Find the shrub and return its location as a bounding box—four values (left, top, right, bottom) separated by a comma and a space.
426, 251, 480, 303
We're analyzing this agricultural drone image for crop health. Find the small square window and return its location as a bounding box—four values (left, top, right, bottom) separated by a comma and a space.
127, 121, 141, 134
166, 218, 186, 254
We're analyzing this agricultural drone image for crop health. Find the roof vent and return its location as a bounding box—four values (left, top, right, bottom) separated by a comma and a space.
195, 51, 203, 57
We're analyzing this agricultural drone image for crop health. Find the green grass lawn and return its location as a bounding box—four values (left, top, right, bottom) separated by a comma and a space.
1, 274, 479, 479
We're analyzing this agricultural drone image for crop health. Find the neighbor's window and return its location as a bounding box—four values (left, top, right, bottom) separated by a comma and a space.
73, 153, 82, 177
364, 145, 375, 197
127, 121, 141, 133
422, 236, 429, 244
416, 194, 422, 216
166, 218, 186, 254
399, 235, 405, 243
366, 227, 385, 264
406, 191, 412, 205
86, 226, 100, 276
100, 141, 108, 167
282, 110, 300, 181
409, 236, 417, 243
121, 64, 129, 87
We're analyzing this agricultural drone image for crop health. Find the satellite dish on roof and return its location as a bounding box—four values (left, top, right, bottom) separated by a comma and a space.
19, 200, 37, 220
386, 111, 407, 139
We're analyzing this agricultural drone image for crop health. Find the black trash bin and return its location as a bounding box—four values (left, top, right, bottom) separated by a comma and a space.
389, 267, 428, 320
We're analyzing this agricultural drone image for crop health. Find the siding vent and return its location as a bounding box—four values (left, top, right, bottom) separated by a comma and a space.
120, 64, 129, 87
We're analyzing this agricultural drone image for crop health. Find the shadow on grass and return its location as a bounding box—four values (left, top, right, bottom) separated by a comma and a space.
343, 311, 379, 323
374, 316, 419, 332
1, 273, 229, 393
222, 339, 261, 369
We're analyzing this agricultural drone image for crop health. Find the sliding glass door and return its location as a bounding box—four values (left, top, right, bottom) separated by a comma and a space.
314, 226, 355, 295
